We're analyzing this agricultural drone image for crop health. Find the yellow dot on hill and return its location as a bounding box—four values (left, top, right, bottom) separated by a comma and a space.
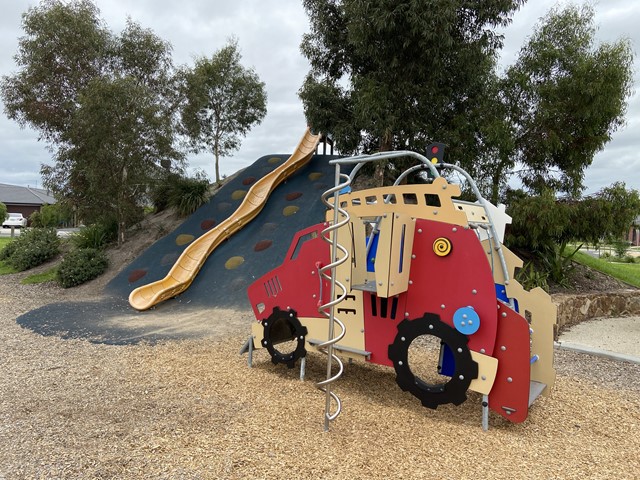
175, 234, 195, 246
268, 157, 282, 164
283, 205, 300, 216
231, 190, 247, 201
308, 172, 323, 181
225, 256, 245, 270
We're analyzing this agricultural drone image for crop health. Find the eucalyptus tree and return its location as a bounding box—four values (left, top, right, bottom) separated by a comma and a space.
180, 39, 267, 185
1, 1, 182, 243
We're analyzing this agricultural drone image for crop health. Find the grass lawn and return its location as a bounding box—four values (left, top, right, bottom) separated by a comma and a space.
0, 237, 17, 274
573, 250, 640, 288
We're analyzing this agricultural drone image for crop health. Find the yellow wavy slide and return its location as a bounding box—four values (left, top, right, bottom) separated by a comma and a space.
129, 128, 322, 311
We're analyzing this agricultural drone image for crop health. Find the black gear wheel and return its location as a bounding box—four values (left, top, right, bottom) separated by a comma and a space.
261, 307, 308, 369
388, 312, 478, 409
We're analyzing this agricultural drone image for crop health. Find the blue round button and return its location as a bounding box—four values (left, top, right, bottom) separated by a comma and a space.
453, 306, 480, 335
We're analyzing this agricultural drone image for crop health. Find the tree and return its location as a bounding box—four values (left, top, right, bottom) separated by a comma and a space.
299, 0, 525, 184
506, 183, 640, 286
501, 5, 634, 197
2, 1, 182, 245
0, 202, 7, 222
180, 39, 267, 184
1, 0, 109, 144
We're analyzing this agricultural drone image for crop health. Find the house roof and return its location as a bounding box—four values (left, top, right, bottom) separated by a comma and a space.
0, 183, 56, 206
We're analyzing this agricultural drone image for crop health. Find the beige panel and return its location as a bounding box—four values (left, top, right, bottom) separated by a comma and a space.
372, 212, 394, 297
451, 200, 491, 224
301, 290, 366, 353
337, 177, 469, 228
349, 217, 370, 287
505, 281, 557, 393
481, 239, 523, 285
387, 213, 416, 297
468, 351, 498, 395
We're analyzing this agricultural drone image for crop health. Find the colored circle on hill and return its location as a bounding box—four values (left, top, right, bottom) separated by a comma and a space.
260, 222, 278, 234
128, 269, 147, 283
225, 256, 245, 270
176, 234, 195, 246
242, 176, 256, 186
308, 172, 324, 181
161, 252, 179, 266
254, 240, 273, 252
201, 219, 217, 231
268, 157, 282, 164
286, 192, 303, 201
283, 205, 300, 216
231, 190, 247, 201
218, 202, 232, 211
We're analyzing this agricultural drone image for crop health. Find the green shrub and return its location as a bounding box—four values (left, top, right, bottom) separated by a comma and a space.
29, 204, 73, 228
71, 222, 117, 249
516, 261, 549, 291
2, 228, 60, 271
0, 239, 19, 261
150, 172, 210, 216
57, 248, 108, 288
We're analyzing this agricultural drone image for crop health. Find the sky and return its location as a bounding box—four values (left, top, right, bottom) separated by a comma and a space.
1, 0, 639, 195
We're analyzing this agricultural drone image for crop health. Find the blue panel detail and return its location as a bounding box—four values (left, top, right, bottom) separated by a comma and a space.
366, 233, 379, 272
440, 343, 456, 376
495, 283, 519, 312
339, 185, 352, 194
453, 306, 480, 335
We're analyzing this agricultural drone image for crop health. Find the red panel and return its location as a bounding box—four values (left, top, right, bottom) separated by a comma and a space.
404, 219, 498, 355
363, 292, 408, 367
247, 223, 330, 320
489, 303, 531, 423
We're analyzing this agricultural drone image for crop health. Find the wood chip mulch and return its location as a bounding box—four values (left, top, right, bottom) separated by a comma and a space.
1, 282, 639, 479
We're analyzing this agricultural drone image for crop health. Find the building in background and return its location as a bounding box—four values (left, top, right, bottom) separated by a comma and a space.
0, 183, 56, 224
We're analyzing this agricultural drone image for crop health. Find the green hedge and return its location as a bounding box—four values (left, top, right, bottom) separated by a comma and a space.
0, 228, 60, 271
57, 248, 109, 288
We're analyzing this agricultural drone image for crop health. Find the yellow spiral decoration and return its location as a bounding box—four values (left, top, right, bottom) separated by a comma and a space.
433, 237, 452, 257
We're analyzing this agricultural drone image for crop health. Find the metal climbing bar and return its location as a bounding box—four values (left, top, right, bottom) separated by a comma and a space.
316, 164, 350, 430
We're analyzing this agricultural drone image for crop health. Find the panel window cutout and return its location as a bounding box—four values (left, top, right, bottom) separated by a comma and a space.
402, 193, 418, 204
424, 193, 441, 207
525, 310, 533, 324
289, 231, 319, 260
365, 195, 378, 205
369, 295, 400, 320
351, 198, 362, 206
384, 193, 397, 204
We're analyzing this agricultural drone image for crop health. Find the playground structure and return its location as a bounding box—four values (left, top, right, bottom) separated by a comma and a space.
129, 128, 322, 311
243, 145, 557, 430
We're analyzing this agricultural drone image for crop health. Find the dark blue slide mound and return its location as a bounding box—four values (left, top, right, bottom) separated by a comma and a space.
17, 153, 348, 344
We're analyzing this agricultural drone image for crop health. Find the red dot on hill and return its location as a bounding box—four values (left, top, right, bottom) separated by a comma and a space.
254, 240, 273, 252
201, 219, 217, 231
242, 177, 256, 186
128, 269, 147, 283
286, 192, 303, 201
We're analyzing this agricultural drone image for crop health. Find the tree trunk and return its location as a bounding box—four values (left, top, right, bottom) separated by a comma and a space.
214, 137, 221, 185
374, 128, 393, 187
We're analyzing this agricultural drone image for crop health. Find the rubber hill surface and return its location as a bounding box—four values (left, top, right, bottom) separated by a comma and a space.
17, 152, 347, 344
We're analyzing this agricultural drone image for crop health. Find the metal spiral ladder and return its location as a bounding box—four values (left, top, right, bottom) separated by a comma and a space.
316, 165, 351, 431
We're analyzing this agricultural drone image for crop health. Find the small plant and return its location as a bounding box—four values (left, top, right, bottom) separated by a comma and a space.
71, 222, 116, 250
516, 262, 549, 291
150, 172, 210, 216
612, 240, 630, 258
1, 228, 60, 271
56, 248, 108, 288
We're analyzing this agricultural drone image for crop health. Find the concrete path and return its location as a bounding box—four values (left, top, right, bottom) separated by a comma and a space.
557, 316, 640, 364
